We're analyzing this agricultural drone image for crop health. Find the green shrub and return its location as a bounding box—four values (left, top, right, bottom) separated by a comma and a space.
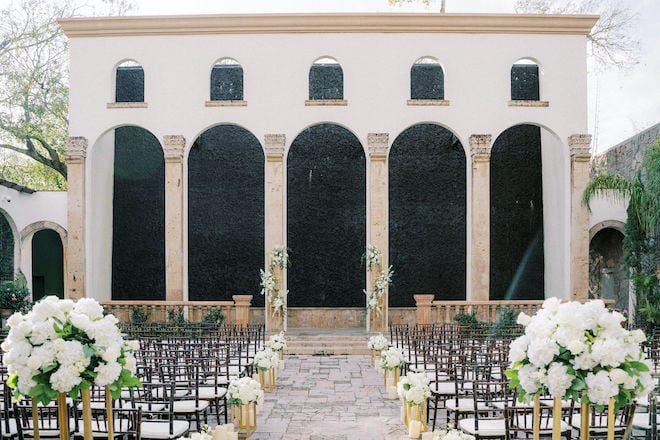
0, 273, 32, 313
167, 307, 188, 326
454, 311, 479, 326
129, 306, 150, 324
202, 308, 226, 326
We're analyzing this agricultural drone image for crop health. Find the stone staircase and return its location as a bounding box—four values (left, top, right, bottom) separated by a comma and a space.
282, 328, 373, 355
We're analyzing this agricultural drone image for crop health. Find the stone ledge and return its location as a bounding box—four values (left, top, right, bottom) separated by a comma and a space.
305, 99, 348, 106
106, 102, 148, 109
507, 100, 549, 107
205, 100, 247, 107
407, 99, 450, 106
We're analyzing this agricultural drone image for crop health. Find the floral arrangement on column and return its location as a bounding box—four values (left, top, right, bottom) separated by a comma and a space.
259, 246, 289, 318
1, 296, 141, 404
363, 245, 394, 316
506, 298, 654, 409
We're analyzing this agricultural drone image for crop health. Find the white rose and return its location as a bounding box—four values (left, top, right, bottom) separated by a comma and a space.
566, 339, 587, 355
572, 351, 598, 371
69, 312, 92, 331
542, 297, 561, 313
545, 362, 574, 398
50, 365, 83, 392
73, 298, 105, 320
527, 338, 559, 368
6, 313, 25, 328
518, 364, 545, 394
94, 361, 122, 386
508, 335, 530, 363
585, 370, 618, 405
31, 296, 66, 323
591, 339, 626, 367
29, 321, 58, 345
516, 312, 531, 326
608, 368, 629, 385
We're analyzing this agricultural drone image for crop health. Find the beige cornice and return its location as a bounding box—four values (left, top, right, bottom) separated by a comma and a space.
58, 13, 598, 38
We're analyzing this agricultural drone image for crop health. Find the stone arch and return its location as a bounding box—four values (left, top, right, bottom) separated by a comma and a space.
389, 123, 466, 305
490, 124, 544, 300
287, 123, 365, 307
188, 124, 264, 303
21, 221, 67, 243
590, 220, 625, 241
589, 227, 627, 310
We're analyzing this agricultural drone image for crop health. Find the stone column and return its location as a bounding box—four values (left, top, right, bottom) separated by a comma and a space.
233, 295, 253, 327
569, 134, 592, 301
414, 294, 435, 325
367, 133, 389, 332
65, 137, 88, 300
163, 135, 186, 301
469, 135, 493, 301
264, 134, 286, 332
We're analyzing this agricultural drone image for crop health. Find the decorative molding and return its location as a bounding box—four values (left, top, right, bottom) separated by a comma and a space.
59, 13, 599, 37
367, 133, 389, 158
507, 100, 549, 107
305, 99, 348, 106
106, 102, 148, 109
163, 135, 186, 162
407, 99, 450, 106
264, 134, 286, 159
205, 100, 247, 107
65, 137, 88, 164
569, 134, 592, 161
469, 134, 492, 161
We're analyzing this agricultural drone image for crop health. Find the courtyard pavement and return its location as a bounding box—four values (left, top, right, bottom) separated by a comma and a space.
244, 355, 416, 439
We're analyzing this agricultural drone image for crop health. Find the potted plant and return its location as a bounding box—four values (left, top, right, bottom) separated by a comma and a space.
0, 273, 32, 317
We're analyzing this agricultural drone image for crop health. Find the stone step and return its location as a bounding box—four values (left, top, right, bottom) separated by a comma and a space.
282, 328, 374, 355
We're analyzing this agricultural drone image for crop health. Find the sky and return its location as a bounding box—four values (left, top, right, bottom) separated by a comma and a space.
126, 0, 660, 154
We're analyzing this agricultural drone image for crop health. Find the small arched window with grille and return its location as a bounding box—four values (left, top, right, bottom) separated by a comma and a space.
115, 60, 144, 103
511, 58, 540, 101
410, 57, 444, 100
210, 58, 244, 101
308, 57, 343, 100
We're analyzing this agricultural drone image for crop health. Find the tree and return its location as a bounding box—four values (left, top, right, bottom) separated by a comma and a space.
583, 137, 660, 334
514, 0, 639, 70
0, 0, 134, 190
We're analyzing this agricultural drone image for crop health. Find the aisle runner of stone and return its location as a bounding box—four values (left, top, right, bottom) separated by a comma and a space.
252, 355, 410, 440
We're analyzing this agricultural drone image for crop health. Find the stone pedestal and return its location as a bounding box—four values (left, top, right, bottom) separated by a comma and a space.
163, 135, 185, 301
233, 295, 253, 326
469, 135, 492, 301
367, 133, 389, 332
65, 137, 88, 300
414, 294, 435, 325
569, 134, 592, 301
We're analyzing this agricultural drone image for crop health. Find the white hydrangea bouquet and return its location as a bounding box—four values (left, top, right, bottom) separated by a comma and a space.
253, 349, 280, 371
381, 346, 404, 371
506, 298, 654, 410
265, 332, 287, 352
260, 246, 289, 319
397, 372, 431, 406
435, 429, 475, 440
368, 334, 389, 351
1, 296, 141, 404
227, 376, 263, 406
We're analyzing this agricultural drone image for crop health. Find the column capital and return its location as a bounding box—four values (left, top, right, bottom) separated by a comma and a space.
367, 133, 389, 158
65, 137, 88, 164
264, 134, 286, 159
569, 134, 592, 162
163, 135, 185, 163
469, 134, 492, 160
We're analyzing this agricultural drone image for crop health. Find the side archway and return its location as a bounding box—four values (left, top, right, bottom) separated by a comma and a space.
0, 211, 16, 282
287, 123, 366, 307
589, 227, 627, 310
389, 123, 466, 305
188, 124, 264, 303
31, 229, 64, 300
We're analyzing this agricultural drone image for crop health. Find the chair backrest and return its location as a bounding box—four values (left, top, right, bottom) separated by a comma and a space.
14, 400, 75, 440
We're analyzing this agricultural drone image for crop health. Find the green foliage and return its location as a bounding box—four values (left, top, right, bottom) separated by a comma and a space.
201, 308, 226, 326
166, 307, 187, 326
0, 272, 32, 313
453, 311, 479, 326
129, 306, 150, 325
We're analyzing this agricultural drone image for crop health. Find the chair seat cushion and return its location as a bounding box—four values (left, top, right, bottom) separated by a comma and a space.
445, 398, 489, 412
198, 386, 228, 400
141, 420, 190, 439
172, 399, 210, 413
430, 382, 455, 395
458, 417, 506, 437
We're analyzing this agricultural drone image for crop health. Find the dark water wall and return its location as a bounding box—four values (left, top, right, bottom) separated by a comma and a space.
287, 124, 365, 307
112, 126, 165, 300
0, 213, 13, 282
210, 65, 243, 101
31, 229, 63, 300
511, 64, 539, 101
115, 66, 144, 102
188, 125, 264, 304
389, 124, 466, 306
410, 63, 444, 100
490, 124, 544, 300
309, 64, 343, 100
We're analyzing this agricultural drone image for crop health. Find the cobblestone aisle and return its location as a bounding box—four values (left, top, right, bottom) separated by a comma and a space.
251, 355, 411, 440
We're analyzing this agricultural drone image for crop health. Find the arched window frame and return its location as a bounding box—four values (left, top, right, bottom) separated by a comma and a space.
508, 57, 549, 107
206, 57, 247, 107
107, 59, 148, 109
305, 56, 347, 106
407, 56, 450, 106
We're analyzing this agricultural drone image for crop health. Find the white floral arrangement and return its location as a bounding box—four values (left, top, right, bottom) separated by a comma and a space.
506, 298, 654, 409
368, 334, 388, 351
265, 332, 287, 352
380, 346, 404, 371
182, 424, 236, 440
1, 296, 141, 404
435, 429, 475, 440
259, 246, 289, 318
362, 245, 394, 316
253, 349, 280, 371
227, 376, 264, 406
397, 372, 431, 406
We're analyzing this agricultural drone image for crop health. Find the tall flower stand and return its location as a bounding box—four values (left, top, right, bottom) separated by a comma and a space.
403, 400, 427, 438
231, 403, 257, 439
371, 350, 381, 368
530, 396, 619, 440
384, 367, 400, 389
257, 368, 276, 393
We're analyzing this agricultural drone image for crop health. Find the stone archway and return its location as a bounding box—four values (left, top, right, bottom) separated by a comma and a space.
287, 123, 366, 307
589, 227, 628, 310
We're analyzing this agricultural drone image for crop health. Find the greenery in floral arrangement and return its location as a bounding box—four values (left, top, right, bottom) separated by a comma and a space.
0, 273, 32, 313
259, 246, 290, 318
201, 308, 226, 326
1, 296, 142, 405
227, 376, 263, 406
129, 306, 150, 325
362, 245, 394, 316
505, 298, 653, 411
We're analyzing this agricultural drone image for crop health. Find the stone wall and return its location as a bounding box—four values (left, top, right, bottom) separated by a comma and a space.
592, 122, 660, 179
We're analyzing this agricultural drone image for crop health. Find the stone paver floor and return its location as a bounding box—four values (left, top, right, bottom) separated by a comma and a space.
239, 355, 418, 439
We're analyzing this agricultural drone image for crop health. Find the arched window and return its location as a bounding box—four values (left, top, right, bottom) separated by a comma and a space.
511, 58, 540, 101
115, 60, 144, 103
309, 57, 343, 100
0, 213, 14, 282
410, 57, 444, 100
210, 58, 243, 101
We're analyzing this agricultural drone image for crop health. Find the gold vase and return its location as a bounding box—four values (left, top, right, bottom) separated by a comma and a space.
371, 349, 381, 367
403, 400, 427, 433
384, 367, 400, 389
257, 368, 276, 393
231, 402, 257, 438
